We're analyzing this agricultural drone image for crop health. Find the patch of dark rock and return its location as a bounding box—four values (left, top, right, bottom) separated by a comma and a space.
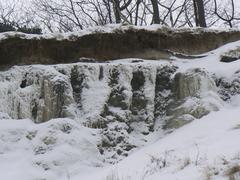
98, 148, 104, 155
60, 123, 73, 134
26, 131, 37, 140
221, 56, 239, 63
84, 117, 108, 129
34, 146, 47, 155
20, 79, 27, 88
215, 76, 240, 101
117, 149, 122, 155
130, 95, 148, 115
108, 88, 128, 110
101, 138, 116, 148
130, 69, 148, 115
131, 69, 145, 91
109, 68, 120, 87
70, 66, 86, 107
31, 101, 38, 121
142, 131, 150, 135
99, 66, 104, 80
106, 68, 129, 110
116, 136, 125, 143
131, 59, 144, 63
154, 66, 177, 118
52, 83, 66, 117
124, 144, 136, 151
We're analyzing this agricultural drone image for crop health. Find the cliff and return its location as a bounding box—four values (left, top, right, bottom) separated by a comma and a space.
1, 25, 240, 68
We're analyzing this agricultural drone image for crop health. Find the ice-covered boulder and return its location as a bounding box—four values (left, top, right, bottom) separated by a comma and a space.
174, 69, 217, 100
216, 70, 240, 101
164, 69, 223, 129
221, 47, 240, 63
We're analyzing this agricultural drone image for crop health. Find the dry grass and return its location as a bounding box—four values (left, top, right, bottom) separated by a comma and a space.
226, 164, 240, 180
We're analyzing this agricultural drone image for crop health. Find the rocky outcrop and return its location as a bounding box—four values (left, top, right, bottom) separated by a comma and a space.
164, 69, 223, 129
215, 70, 240, 101
1, 26, 240, 68
0, 67, 73, 123
221, 48, 240, 63
0, 62, 227, 162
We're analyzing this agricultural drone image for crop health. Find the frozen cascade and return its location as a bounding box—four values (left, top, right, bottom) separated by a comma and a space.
0, 62, 226, 162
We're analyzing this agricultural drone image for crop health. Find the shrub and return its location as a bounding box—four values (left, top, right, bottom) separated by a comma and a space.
0, 22, 42, 34
17, 26, 42, 34
0, 23, 15, 32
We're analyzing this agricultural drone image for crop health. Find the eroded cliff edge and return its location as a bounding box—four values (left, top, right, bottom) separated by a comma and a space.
1, 25, 240, 68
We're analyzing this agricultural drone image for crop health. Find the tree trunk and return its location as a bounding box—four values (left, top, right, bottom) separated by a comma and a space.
151, 0, 160, 24
113, 0, 121, 23
193, 0, 207, 27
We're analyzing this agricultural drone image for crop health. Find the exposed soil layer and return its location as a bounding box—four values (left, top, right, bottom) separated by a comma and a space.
1, 28, 240, 68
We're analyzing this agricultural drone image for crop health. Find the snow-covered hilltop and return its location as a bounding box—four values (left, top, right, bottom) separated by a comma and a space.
0, 27, 240, 180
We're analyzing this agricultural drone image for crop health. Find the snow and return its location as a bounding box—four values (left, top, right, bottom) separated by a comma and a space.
0, 35, 240, 180
0, 118, 103, 180
94, 104, 240, 180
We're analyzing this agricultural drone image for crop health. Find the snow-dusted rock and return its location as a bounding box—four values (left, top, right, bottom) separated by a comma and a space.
174, 68, 217, 100
221, 47, 240, 62
0, 112, 11, 120
164, 69, 223, 129
216, 70, 240, 101
0, 66, 74, 123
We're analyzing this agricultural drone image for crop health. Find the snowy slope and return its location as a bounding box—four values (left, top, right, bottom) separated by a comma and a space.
0, 39, 240, 180
95, 103, 240, 180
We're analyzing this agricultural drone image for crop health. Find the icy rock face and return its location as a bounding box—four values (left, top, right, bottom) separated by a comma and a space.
41, 72, 74, 122
174, 69, 217, 100
0, 67, 74, 123
164, 69, 223, 129
0, 63, 224, 162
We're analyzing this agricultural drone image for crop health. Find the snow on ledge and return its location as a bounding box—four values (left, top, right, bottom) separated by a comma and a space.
0, 24, 240, 42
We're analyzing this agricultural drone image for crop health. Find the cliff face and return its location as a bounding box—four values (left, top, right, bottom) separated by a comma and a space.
0, 60, 229, 162
1, 29, 240, 161
1, 26, 240, 68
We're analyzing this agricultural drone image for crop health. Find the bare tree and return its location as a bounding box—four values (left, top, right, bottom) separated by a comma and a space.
0, 0, 41, 33
4, 0, 238, 33
109, 0, 132, 23
158, 0, 188, 27
33, 0, 85, 32
213, 0, 240, 28
150, 0, 160, 24
193, 0, 206, 27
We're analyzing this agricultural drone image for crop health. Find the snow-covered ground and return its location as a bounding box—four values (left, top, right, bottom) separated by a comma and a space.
1, 98, 240, 180
0, 39, 240, 180
93, 102, 240, 180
